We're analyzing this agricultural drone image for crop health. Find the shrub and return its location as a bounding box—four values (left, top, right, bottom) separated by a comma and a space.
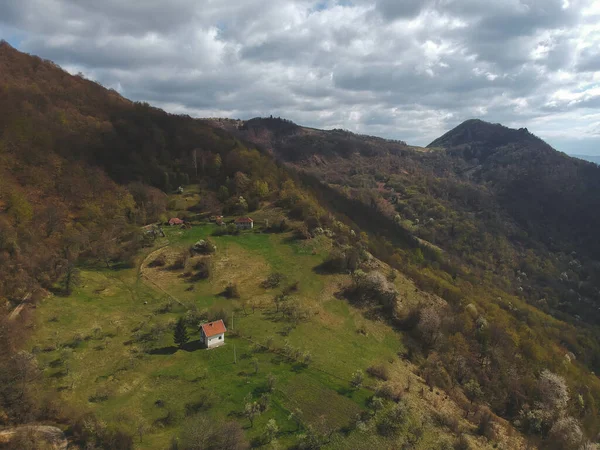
476, 408, 495, 440
366, 364, 389, 381
260, 272, 285, 289
454, 434, 471, 450
191, 239, 216, 255
170, 250, 189, 270
376, 383, 402, 402
282, 280, 300, 295
178, 414, 249, 450
377, 401, 409, 436
350, 370, 364, 389
190, 260, 211, 281
148, 254, 166, 267
433, 411, 460, 434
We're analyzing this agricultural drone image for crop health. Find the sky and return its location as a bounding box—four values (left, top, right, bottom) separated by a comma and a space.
1, 0, 600, 154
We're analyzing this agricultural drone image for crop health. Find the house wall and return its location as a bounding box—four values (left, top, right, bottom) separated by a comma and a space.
236, 222, 253, 229
207, 333, 225, 348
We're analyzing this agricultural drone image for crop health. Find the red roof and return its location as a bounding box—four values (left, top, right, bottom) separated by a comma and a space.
169, 218, 184, 225
201, 319, 227, 337
235, 217, 253, 223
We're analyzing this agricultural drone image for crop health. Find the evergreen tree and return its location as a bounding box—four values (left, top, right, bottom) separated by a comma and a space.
174, 317, 189, 348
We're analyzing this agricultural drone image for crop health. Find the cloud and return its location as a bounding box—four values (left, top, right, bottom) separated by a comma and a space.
1, 0, 600, 154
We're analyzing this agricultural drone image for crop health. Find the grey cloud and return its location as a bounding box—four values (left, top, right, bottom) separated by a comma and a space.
1, 0, 599, 152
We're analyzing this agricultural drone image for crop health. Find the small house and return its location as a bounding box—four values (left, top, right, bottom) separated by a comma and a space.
169, 217, 184, 226
200, 319, 227, 349
235, 217, 254, 229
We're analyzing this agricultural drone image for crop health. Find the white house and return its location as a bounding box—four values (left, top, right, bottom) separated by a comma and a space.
235, 217, 254, 229
200, 319, 227, 349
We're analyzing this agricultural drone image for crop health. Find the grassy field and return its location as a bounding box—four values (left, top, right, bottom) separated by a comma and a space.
27, 202, 505, 449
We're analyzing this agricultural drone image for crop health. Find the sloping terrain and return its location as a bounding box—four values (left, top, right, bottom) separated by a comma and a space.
27, 198, 522, 449
1, 43, 600, 449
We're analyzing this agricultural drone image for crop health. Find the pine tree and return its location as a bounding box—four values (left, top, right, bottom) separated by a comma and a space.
174, 317, 189, 348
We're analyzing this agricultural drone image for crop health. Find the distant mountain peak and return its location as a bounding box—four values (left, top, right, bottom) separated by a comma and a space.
428, 118, 538, 149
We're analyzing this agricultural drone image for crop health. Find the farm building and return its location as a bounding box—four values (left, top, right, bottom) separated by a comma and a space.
168, 217, 184, 226
200, 319, 227, 348
235, 217, 254, 229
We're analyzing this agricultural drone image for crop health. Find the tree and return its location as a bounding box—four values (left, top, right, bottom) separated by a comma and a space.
464, 379, 483, 405
302, 351, 312, 366
350, 370, 364, 389
264, 419, 279, 443
174, 317, 189, 348
244, 401, 261, 427
7, 191, 33, 225
538, 369, 569, 412
254, 180, 269, 199
547, 416, 585, 450
266, 373, 276, 392
417, 306, 442, 349
179, 414, 249, 450
217, 185, 230, 202
62, 263, 81, 295
289, 408, 303, 431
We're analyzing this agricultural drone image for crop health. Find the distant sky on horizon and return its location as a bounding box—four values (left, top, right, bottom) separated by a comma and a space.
1, 0, 600, 154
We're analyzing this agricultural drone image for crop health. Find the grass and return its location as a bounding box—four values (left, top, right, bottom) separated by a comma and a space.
28, 200, 494, 449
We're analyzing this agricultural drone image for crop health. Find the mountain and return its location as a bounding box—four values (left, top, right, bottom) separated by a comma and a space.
220, 117, 600, 323
3, 43, 600, 449
427, 118, 539, 151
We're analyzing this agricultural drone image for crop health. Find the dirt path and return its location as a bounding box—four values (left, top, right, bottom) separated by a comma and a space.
0, 425, 67, 449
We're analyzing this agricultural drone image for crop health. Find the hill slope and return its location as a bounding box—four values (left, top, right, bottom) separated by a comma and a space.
2, 43, 600, 449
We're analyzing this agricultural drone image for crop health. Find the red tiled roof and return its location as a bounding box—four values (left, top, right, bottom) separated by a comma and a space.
201, 319, 227, 337
169, 218, 184, 225
235, 217, 253, 223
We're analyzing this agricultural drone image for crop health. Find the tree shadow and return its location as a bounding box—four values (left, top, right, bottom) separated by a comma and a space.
147, 346, 178, 355
181, 340, 204, 352
50, 370, 67, 378
48, 358, 63, 368
312, 262, 341, 275
337, 386, 354, 397
291, 363, 308, 373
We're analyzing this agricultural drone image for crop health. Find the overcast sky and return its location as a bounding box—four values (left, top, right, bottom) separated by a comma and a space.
2, 0, 600, 154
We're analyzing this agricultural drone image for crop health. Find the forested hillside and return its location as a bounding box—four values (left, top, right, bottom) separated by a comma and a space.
2, 42, 600, 449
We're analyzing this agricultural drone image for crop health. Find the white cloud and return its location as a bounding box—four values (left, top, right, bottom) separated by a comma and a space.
1, 0, 600, 153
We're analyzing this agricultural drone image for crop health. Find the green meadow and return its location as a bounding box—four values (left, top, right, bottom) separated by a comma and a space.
28, 205, 488, 448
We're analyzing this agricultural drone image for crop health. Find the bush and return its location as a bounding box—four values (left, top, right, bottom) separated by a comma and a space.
190, 260, 211, 281
282, 280, 300, 295
223, 283, 240, 299
476, 409, 495, 440
170, 250, 189, 270
454, 434, 472, 450
208, 307, 230, 325
366, 364, 390, 381
148, 254, 166, 267
376, 383, 403, 402
433, 411, 460, 434
191, 239, 216, 255
178, 414, 249, 450
377, 401, 409, 436
260, 273, 285, 289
